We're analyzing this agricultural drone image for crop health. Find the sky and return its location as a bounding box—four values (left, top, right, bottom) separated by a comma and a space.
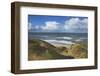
28, 15, 88, 33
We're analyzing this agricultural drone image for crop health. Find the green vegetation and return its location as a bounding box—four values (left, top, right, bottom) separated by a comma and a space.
61, 43, 88, 58
28, 39, 87, 60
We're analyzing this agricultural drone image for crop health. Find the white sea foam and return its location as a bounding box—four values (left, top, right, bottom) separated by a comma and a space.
56, 37, 72, 40
75, 38, 87, 42
75, 39, 82, 42
43, 39, 75, 45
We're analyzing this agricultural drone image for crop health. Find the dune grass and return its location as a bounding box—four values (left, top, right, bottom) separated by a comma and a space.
61, 43, 88, 59
28, 39, 87, 60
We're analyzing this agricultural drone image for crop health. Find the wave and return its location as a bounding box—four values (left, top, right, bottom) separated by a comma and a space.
56, 37, 72, 40
75, 38, 87, 42
43, 39, 75, 45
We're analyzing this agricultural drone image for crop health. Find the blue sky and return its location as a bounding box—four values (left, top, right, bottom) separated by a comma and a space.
28, 15, 88, 33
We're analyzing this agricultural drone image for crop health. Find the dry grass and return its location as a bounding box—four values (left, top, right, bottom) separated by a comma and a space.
28, 39, 87, 60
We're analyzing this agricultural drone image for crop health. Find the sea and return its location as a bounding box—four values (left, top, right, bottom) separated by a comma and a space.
28, 32, 88, 46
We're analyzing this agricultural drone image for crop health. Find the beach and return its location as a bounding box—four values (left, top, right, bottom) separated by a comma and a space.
28, 32, 88, 60
43, 39, 74, 48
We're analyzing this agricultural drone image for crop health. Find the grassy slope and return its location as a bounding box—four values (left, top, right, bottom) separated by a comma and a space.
28, 39, 74, 60
61, 42, 88, 59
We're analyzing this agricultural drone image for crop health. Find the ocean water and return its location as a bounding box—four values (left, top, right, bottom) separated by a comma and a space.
28, 32, 88, 46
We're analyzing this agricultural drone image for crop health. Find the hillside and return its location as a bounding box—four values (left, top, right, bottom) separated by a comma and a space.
28, 39, 74, 60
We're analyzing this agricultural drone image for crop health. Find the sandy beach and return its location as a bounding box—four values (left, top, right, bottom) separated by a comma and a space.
43, 39, 75, 48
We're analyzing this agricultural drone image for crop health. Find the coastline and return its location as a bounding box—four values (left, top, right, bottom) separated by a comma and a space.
46, 42, 72, 48
42, 39, 74, 48
28, 38, 88, 60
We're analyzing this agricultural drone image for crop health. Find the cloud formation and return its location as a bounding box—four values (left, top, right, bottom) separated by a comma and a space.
41, 21, 59, 31
28, 23, 40, 30
28, 17, 88, 33
28, 23, 32, 30
64, 18, 88, 32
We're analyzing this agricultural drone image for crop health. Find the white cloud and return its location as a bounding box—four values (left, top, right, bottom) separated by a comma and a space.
28, 22, 40, 30
41, 21, 59, 31
34, 25, 40, 29
28, 18, 87, 33
28, 23, 32, 30
64, 18, 88, 32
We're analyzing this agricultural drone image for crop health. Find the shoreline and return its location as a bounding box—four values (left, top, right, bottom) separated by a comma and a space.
42, 39, 75, 48
49, 43, 72, 48
28, 38, 88, 60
